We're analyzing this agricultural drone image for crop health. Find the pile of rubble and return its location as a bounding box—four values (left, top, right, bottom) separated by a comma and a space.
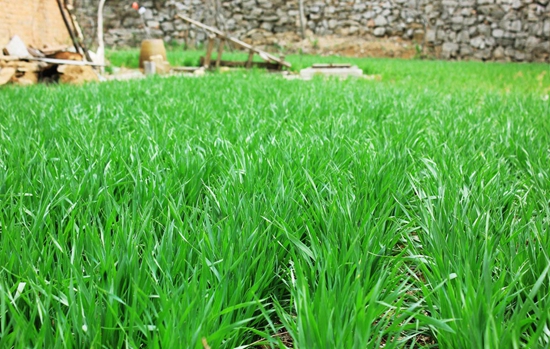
0, 35, 99, 87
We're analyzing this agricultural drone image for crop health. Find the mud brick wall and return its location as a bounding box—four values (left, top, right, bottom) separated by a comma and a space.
0, 0, 72, 49
75, 0, 550, 62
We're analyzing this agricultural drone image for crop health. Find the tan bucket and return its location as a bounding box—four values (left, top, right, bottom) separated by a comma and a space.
139, 39, 167, 69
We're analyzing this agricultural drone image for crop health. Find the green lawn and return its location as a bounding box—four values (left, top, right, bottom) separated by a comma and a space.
0, 56, 549, 348
107, 47, 550, 94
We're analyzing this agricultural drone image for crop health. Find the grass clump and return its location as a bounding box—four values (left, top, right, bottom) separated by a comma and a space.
0, 60, 549, 348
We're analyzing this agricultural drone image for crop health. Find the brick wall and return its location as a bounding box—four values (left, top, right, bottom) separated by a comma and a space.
0, 0, 72, 49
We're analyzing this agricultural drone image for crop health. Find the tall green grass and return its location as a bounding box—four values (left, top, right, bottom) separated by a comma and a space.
0, 65, 549, 348
106, 48, 550, 94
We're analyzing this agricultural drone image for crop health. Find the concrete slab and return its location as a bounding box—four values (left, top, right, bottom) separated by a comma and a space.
299, 65, 364, 80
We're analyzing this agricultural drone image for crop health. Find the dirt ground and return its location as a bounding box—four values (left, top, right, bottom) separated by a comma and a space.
286, 35, 418, 59
245, 32, 419, 59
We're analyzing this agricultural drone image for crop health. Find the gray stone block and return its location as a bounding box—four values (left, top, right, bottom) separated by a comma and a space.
374, 15, 388, 26
373, 27, 386, 36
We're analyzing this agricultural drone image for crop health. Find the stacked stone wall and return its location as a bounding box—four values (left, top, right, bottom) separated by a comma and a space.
75, 0, 550, 62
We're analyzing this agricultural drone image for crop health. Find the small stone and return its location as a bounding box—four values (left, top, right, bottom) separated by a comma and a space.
451, 16, 464, 24
525, 36, 541, 51
160, 21, 174, 32
460, 44, 473, 56
442, 42, 459, 57
493, 46, 505, 59
492, 29, 504, 37
514, 51, 525, 60
544, 20, 550, 36
426, 29, 436, 43
470, 36, 485, 48
373, 27, 386, 36
374, 15, 388, 26
261, 22, 274, 31
147, 20, 160, 28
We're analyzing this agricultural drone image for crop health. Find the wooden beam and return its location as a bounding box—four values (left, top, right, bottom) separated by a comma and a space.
56, 0, 82, 57
216, 39, 225, 68
176, 14, 291, 68
204, 36, 215, 68
199, 57, 282, 70
24, 57, 105, 66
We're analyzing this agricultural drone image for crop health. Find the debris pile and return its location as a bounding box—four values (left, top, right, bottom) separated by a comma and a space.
0, 35, 100, 87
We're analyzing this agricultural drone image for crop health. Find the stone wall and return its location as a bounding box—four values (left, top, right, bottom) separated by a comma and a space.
75, 0, 550, 62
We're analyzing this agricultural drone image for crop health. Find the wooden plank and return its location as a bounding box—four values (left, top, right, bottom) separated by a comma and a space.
311, 63, 352, 68
216, 39, 225, 68
246, 50, 254, 69
176, 14, 291, 68
24, 57, 105, 66
199, 57, 282, 70
204, 36, 215, 68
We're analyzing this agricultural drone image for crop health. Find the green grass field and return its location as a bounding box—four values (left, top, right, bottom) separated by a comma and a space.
0, 55, 549, 348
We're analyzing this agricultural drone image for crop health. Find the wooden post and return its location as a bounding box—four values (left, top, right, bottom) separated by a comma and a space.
97, 0, 107, 73
245, 49, 254, 69
216, 38, 225, 68
204, 35, 215, 68
298, 0, 306, 39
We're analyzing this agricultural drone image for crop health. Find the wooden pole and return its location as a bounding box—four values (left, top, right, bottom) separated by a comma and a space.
56, 0, 82, 55
215, 38, 225, 68
298, 0, 306, 39
245, 49, 254, 69
97, 0, 107, 73
204, 36, 215, 68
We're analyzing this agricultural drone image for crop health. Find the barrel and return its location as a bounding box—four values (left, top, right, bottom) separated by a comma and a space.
139, 39, 167, 69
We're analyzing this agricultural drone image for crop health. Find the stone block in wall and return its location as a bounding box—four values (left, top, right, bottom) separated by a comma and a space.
460, 44, 473, 56
477, 5, 497, 15
161, 21, 175, 32
258, 0, 272, 9
426, 29, 436, 43
470, 36, 485, 48
458, 30, 470, 42
147, 20, 160, 28
524, 36, 540, 52
474, 48, 492, 59
451, 16, 464, 24
492, 29, 504, 37
544, 20, 550, 37
501, 20, 522, 32
261, 22, 274, 31
364, 11, 375, 19
510, 0, 522, 8
514, 51, 525, 60
441, 42, 459, 58
373, 27, 386, 36
464, 17, 477, 26
512, 37, 523, 49
242, 0, 255, 10
374, 15, 388, 26
493, 46, 505, 59
477, 24, 491, 36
